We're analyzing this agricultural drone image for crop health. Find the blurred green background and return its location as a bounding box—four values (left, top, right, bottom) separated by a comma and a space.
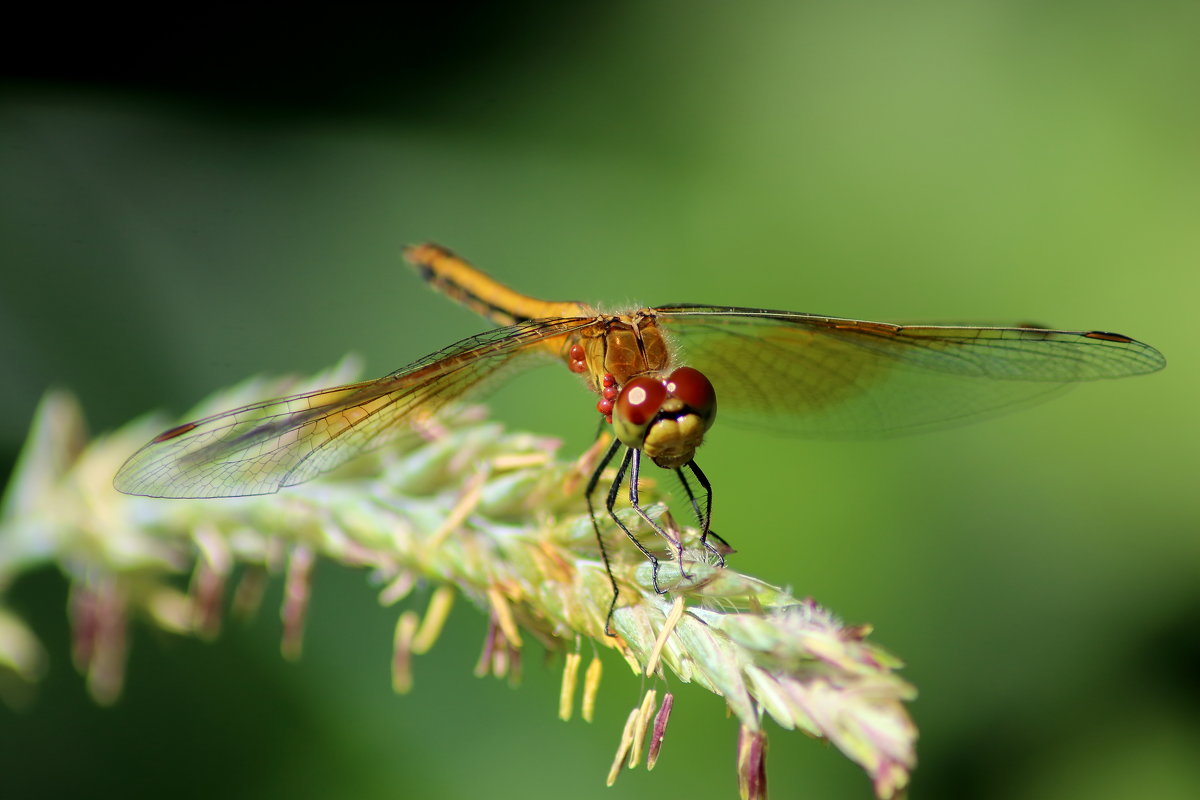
2, 3, 1198, 798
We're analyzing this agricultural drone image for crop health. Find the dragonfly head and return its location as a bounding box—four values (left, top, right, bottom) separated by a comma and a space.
612, 367, 717, 469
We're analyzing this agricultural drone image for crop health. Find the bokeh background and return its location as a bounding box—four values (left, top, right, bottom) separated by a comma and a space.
3, 3, 1198, 798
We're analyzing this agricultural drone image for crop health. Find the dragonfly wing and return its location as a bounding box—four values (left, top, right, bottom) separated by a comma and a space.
114, 317, 594, 498
655, 305, 1165, 437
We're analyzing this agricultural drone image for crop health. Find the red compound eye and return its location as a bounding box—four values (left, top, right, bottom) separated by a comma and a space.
667, 367, 716, 426
617, 377, 667, 426
612, 376, 668, 446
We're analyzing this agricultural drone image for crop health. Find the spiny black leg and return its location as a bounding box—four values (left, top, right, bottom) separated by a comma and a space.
686, 460, 725, 567
604, 449, 667, 593
626, 449, 691, 585
585, 435, 623, 637
675, 465, 713, 569
675, 465, 705, 530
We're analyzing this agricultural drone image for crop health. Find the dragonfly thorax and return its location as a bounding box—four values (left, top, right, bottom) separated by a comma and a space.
568, 311, 672, 389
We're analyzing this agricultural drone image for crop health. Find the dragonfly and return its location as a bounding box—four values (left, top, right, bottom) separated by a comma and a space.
115, 243, 1166, 633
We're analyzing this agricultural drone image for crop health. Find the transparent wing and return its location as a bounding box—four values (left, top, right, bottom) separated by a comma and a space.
655, 305, 1165, 437
114, 317, 596, 498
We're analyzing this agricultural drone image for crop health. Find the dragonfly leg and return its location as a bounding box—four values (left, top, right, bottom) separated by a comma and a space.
684, 460, 725, 568
605, 449, 669, 590
585, 439, 684, 636
626, 449, 689, 585
585, 436, 624, 637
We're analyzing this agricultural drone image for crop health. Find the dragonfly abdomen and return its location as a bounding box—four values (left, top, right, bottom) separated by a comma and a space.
405, 243, 589, 326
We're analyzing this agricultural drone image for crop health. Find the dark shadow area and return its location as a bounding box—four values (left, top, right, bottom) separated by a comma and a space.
1133, 595, 1200, 712
1, 4, 607, 120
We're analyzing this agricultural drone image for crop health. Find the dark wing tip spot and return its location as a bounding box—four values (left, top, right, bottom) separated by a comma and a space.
152, 421, 199, 443
1083, 331, 1134, 343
